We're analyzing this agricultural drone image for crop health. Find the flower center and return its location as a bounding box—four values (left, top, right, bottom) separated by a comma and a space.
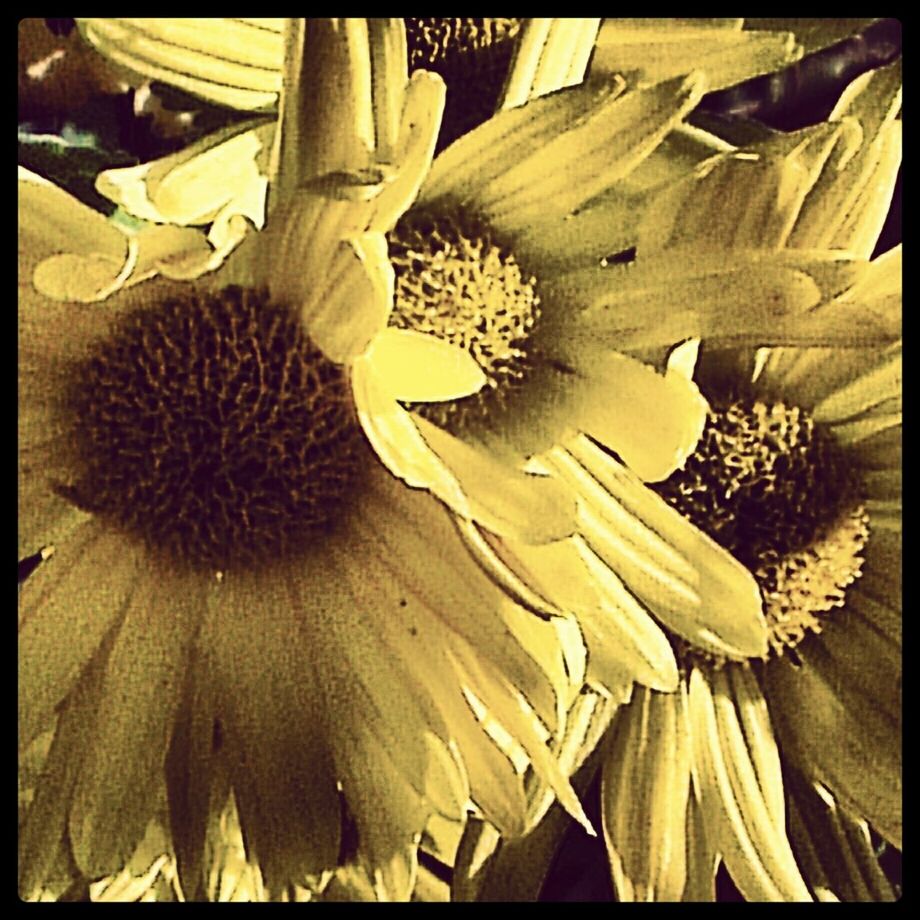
405, 17, 523, 151
59, 286, 365, 572
653, 399, 869, 663
388, 208, 541, 431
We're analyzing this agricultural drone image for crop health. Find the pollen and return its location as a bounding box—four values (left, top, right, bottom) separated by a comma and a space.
388, 208, 541, 431
654, 399, 869, 663
58, 286, 365, 572
405, 18, 523, 151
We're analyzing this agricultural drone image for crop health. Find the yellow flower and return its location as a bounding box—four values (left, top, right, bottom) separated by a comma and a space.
380, 22, 897, 725
596, 61, 901, 901
19, 20, 595, 901
82, 21, 783, 705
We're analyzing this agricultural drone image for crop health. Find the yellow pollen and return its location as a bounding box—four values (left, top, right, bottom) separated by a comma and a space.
388, 209, 541, 430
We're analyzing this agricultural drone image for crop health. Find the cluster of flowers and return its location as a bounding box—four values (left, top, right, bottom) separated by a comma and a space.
19, 18, 900, 902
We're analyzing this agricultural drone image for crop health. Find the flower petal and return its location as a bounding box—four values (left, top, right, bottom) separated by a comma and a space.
688, 667, 812, 901
501, 18, 601, 106
367, 327, 486, 402
548, 437, 768, 660
422, 72, 705, 236
201, 566, 341, 889
19, 167, 135, 303
786, 770, 899, 901
69, 565, 201, 878
594, 19, 801, 92
602, 685, 693, 901
353, 357, 575, 543
369, 70, 446, 233
78, 18, 282, 110
97, 121, 273, 229
19, 521, 142, 751
263, 187, 393, 360
766, 650, 901, 849
566, 249, 875, 352
559, 347, 708, 482
19, 646, 109, 899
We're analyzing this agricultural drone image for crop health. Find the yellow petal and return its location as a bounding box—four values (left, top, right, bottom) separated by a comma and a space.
478, 74, 707, 236
369, 70, 446, 233
501, 18, 601, 107
263, 186, 392, 361
367, 327, 485, 403
78, 18, 282, 110
688, 667, 812, 901
494, 535, 679, 692
603, 686, 693, 901
19, 523, 140, 752
564, 348, 708, 482
595, 19, 801, 91
549, 437, 768, 660
70, 568, 200, 879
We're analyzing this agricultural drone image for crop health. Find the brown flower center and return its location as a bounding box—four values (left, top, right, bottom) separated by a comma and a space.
58, 286, 365, 572
653, 399, 869, 663
405, 17, 523, 151
388, 208, 541, 431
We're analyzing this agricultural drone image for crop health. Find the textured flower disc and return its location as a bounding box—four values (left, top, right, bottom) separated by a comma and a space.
653, 398, 869, 663
405, 17, 523, 151
388, 206, 542, 431
58, 286, 366, 572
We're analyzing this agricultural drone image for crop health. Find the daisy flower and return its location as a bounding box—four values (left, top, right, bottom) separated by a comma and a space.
378, 20, 894, 725
76, 20, 787, 724
19, 19, 599, 901
595, 61, 901, 901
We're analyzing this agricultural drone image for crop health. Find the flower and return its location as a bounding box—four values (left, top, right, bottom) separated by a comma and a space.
596, 61, 901, 901
19, 20, 599, 901
377, 21, 898, 728
79, 22, 793, 723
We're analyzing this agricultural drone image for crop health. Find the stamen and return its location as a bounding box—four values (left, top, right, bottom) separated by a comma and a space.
654, 399, 869, 664
388, 208, 541, 431
58, 286, 366, 571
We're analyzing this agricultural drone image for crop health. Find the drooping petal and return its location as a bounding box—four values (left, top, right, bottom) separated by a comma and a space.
688, 667, 812, 901
77, 18, 283, 110
96, 120, 273, 229
485, 534, 678, 693
19, 167, 133, 303
547, 437, 768, 660
602, 685, 693, 901
553, 346, 708, 482
353, 357, 575, 543
262, 188, 393, 360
